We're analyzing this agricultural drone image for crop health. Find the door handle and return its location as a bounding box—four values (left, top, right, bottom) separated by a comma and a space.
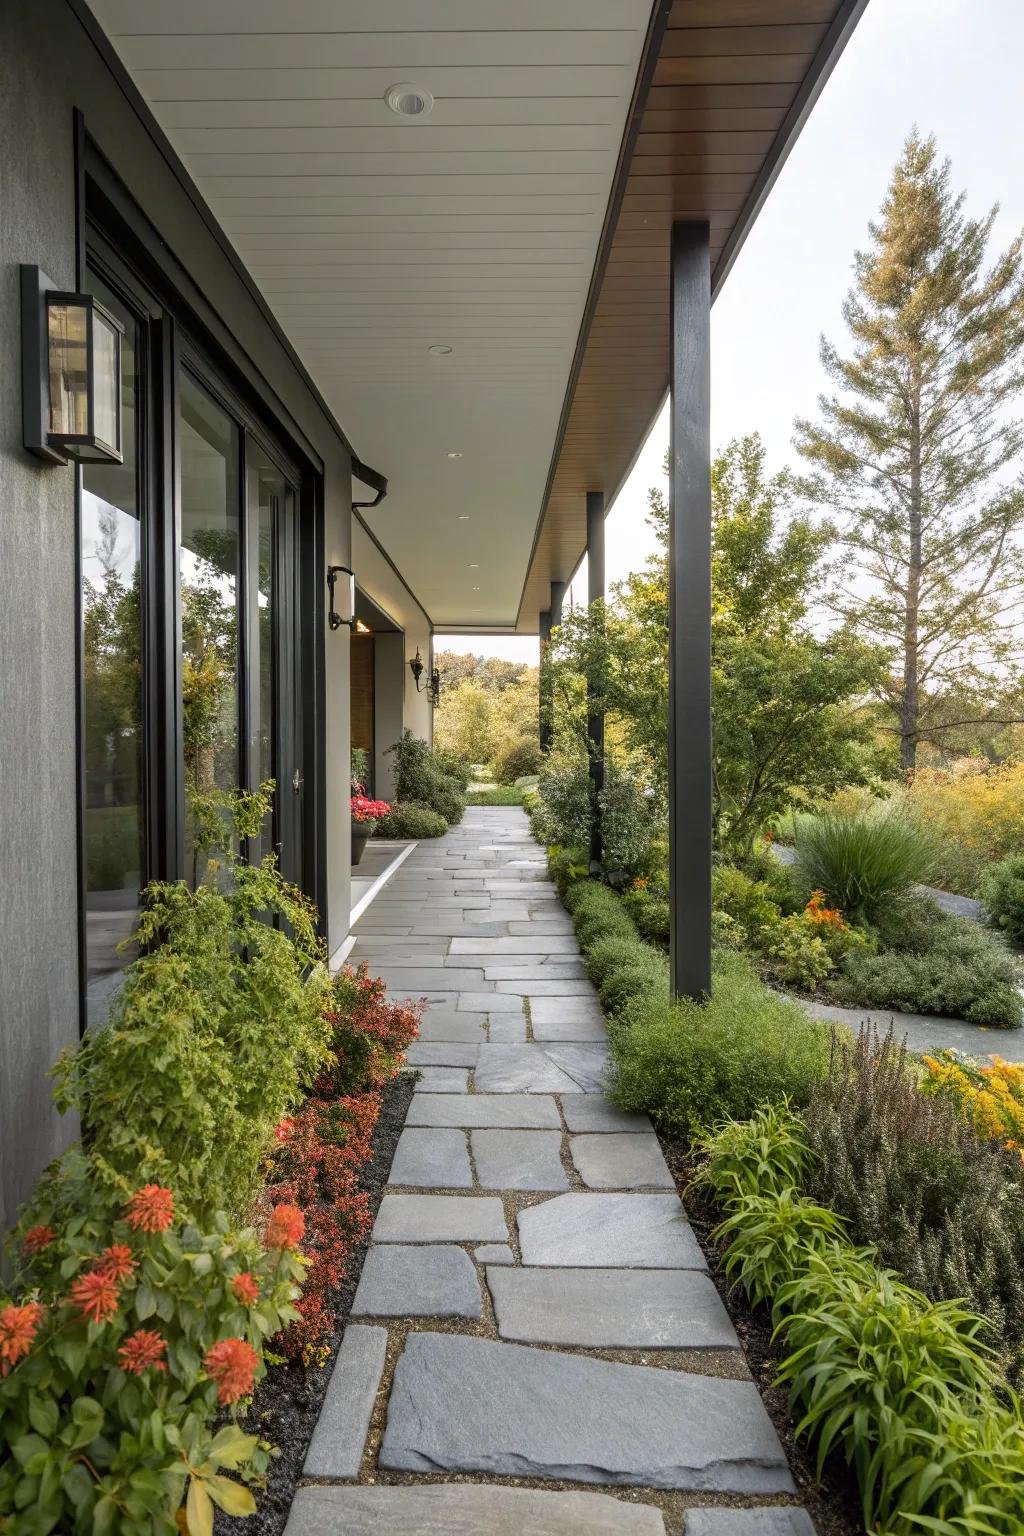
292, 768, 304, 794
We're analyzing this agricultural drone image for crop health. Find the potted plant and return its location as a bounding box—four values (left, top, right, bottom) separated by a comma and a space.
351, 786, 391, 866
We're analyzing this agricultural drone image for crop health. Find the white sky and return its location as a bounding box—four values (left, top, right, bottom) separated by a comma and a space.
441, 0, 1024, 662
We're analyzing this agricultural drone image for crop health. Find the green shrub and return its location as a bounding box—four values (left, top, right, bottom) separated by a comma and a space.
583, 933, 668, 1016
598, 758, 666, 882
794, 807, 936, 921
386, 730, 465, 825
53, 792, 331, 1223
565, 878, 637, 950
695, 1099, 814, 1205
547, 845, 590, 899
532, 752, 591, 848
832, 897, 1022, 1027
468, 784, 525, 806
763, 914, 834, 989
610, 949, 831, 1137
980, 853, 1024, 944
431, 744, 472, 792
374, 800, 448, 839
620, 883, 670, 947
492, 736, 542, 785
804, 1026, 1024, 1386
711, 864, 782, 947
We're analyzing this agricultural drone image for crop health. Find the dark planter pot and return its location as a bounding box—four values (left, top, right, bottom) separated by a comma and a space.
352, 818, 373, 866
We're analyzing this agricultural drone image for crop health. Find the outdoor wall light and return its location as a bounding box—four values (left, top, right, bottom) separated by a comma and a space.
22, 266, 124, 464
409, 648, 441, 705
327, 565, 356, 631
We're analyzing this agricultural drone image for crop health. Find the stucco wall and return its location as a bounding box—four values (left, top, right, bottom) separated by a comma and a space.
351, 518, 434, 776
0, 0, 360, 1223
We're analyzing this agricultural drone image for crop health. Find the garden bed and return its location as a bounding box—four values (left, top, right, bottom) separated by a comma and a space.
217, 1072, 416, 1536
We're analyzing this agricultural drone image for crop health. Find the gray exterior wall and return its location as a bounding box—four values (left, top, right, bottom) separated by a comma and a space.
0, 0, 402, 1225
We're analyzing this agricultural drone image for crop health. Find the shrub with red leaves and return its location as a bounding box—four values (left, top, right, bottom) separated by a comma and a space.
267, 965, 419, 1363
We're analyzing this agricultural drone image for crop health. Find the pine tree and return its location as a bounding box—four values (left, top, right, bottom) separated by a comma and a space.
796, 130, 1024, 768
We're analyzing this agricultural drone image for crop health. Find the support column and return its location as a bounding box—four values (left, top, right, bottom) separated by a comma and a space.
538, 608, 552, 751
586, 491, 605, 873
669, 221, 713, 1000
550, 579, 567, 629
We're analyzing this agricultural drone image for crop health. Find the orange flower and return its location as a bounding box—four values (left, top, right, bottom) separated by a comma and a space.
264, 1203, 305, 1250
22, 1225, 55, 1256
118, 1328, 167, 1375
69, 1268, 120, 1325
0, 1302, 44, 1376
274, 1118, 295, 1143
231, 1272, 260, 1306
97, 1244, 137, 1283
125, 1185, 175, 1234
203, 1337, 259, 1404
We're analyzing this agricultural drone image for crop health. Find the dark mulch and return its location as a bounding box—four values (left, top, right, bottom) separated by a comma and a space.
659, 1138, 863, 1536
216, 1071, 416, 1536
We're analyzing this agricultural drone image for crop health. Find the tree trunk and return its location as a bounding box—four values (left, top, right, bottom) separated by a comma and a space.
901, 373, 923, 771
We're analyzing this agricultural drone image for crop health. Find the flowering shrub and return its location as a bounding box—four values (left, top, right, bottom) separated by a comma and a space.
904, 762, 1024, 894
923, 1050, 1024, 1157
351, 791, 391, 823
321, 965, 421, 1097
0, 1184, 305, 1534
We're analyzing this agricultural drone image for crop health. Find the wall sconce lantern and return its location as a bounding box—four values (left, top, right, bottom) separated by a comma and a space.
21, 265, 124, 465
409, 648, 441, 705
327, 564, 356, 631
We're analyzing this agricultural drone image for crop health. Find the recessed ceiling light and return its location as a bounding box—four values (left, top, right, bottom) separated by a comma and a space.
457, 514, 470, 520
472, 586, 480, 592
428, 343, 453, 357
385, 82, 434, 118
469, 563, 479, 568
446, 451, 463, 459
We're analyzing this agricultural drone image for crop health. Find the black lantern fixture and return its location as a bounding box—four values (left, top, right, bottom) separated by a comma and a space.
327, 565, 356, 631
409, 648, 441, 704
21, 266, 124, 465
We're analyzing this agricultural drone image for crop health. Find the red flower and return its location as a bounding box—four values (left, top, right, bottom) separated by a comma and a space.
69, 1268, 120, 1325
351, 794, 392, 824
125, 1185, 175, 1234
0, 1302, 44, 1376
22, 1226, 55, 1256
203, 1337, 259, 1404
264, 1203, 305, 1249
274, 1118, 294, 1143
118, 1328, 167, 1375
97, 1243, 137, 1283
231, 1272, 260, 1306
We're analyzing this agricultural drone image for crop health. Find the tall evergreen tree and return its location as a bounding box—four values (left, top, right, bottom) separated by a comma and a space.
796, 131, 1024, 768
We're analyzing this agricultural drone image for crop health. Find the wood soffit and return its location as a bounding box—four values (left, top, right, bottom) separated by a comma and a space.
517, 0, 865, 630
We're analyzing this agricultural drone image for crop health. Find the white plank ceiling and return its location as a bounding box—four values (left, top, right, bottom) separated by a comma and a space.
87, 0, 656, 628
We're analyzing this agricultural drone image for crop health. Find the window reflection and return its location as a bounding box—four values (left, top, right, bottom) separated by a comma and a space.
81, 275, 143, 1027
178, 373, 240, 882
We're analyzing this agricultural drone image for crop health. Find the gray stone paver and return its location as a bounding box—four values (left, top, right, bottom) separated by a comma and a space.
294, 808, 802, 1528
284, 1485, 667, 1534
570, 1133, 675, 1190
381, 1333, 794, 1492
352, 1245, 481, 1319
488, 1266, 735, 1349
472, 1129, 569, 1191
389, 1128, 473, 1188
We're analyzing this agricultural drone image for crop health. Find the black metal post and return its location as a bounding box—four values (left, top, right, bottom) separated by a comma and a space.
538, 608, 552, 751
669, 221, 713, 1000
550, 579, 567, 629
586, 491, 605, 873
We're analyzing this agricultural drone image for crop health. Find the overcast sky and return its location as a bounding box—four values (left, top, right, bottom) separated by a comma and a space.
438, 0, 1024, 664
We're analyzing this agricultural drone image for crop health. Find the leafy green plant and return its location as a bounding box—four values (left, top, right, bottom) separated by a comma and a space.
430, 745, 472, 793
716, 1188, 847, 1308
710, 864, 783, 947
804, 1026, 1024, 1386
531, 751, 591, 850
980, 853, 1024, 944
1, 1178, 304, 1535
491, 736, 541, 786
610, 949, 830, 1137
793, 807, 937, 922
832, 897, 1022, 1027
695, 1101, 813, 1206
350, 746, 370, 792
52, 786, 331, 1223
373, 801, 448, 839
764, 914, 834, 989
620, 882, 670, 947
386, 731, 465, 825
598, 756, 666, 882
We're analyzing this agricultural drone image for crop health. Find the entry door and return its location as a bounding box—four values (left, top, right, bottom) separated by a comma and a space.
245, 435, 304, 888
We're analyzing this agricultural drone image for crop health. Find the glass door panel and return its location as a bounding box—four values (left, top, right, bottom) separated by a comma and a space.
81, 274, 144, 1026
178, 372, 240, 881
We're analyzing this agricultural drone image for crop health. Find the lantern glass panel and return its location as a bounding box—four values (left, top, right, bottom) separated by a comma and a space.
92, 309, 119, 453
47, 299, 89, 438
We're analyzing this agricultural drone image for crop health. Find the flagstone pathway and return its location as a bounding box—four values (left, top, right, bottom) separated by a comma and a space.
285, 808, 815, 1536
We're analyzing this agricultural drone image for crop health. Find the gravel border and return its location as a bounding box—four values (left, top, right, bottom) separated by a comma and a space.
216, 1071, 416, 1536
